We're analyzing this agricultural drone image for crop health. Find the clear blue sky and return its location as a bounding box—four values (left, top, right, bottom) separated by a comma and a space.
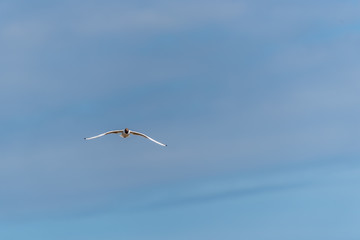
1, 0, 360, 239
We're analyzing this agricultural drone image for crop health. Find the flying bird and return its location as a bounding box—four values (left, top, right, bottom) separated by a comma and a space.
84, 128, 167, 147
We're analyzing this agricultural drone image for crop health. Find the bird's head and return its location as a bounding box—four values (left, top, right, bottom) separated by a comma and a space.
124, 128, 129, 134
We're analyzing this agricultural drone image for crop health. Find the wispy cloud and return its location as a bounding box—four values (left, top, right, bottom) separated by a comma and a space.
73, 0, 244, 35
0, 0, 244, 42
136, 182, 307, 211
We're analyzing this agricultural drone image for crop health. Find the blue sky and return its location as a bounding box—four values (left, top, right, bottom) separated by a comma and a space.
1, 0, 360, 239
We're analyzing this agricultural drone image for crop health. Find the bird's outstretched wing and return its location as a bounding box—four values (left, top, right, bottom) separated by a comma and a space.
130, 131, 167, 146
84, 130, 123, 140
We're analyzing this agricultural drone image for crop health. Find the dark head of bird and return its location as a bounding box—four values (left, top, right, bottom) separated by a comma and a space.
124, 128, 129, 134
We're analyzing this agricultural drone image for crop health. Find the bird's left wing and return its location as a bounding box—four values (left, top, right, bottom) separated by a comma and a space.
130, 131, 167, 146
84, 130, 123, 140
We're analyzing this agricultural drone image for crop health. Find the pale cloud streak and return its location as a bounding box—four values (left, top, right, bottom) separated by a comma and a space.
73, 1, 244, 35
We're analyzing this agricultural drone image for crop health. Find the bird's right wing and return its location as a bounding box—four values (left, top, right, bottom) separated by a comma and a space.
84, 130, 123, 140
131, 131, 167, 146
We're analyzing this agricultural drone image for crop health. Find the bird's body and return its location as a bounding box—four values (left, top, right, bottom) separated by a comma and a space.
120, 128, 130, 138
120, 132, 130, 138
84, 128, 167, 147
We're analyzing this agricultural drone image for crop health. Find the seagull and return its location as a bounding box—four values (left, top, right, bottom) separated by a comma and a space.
84, 128, 167, 147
